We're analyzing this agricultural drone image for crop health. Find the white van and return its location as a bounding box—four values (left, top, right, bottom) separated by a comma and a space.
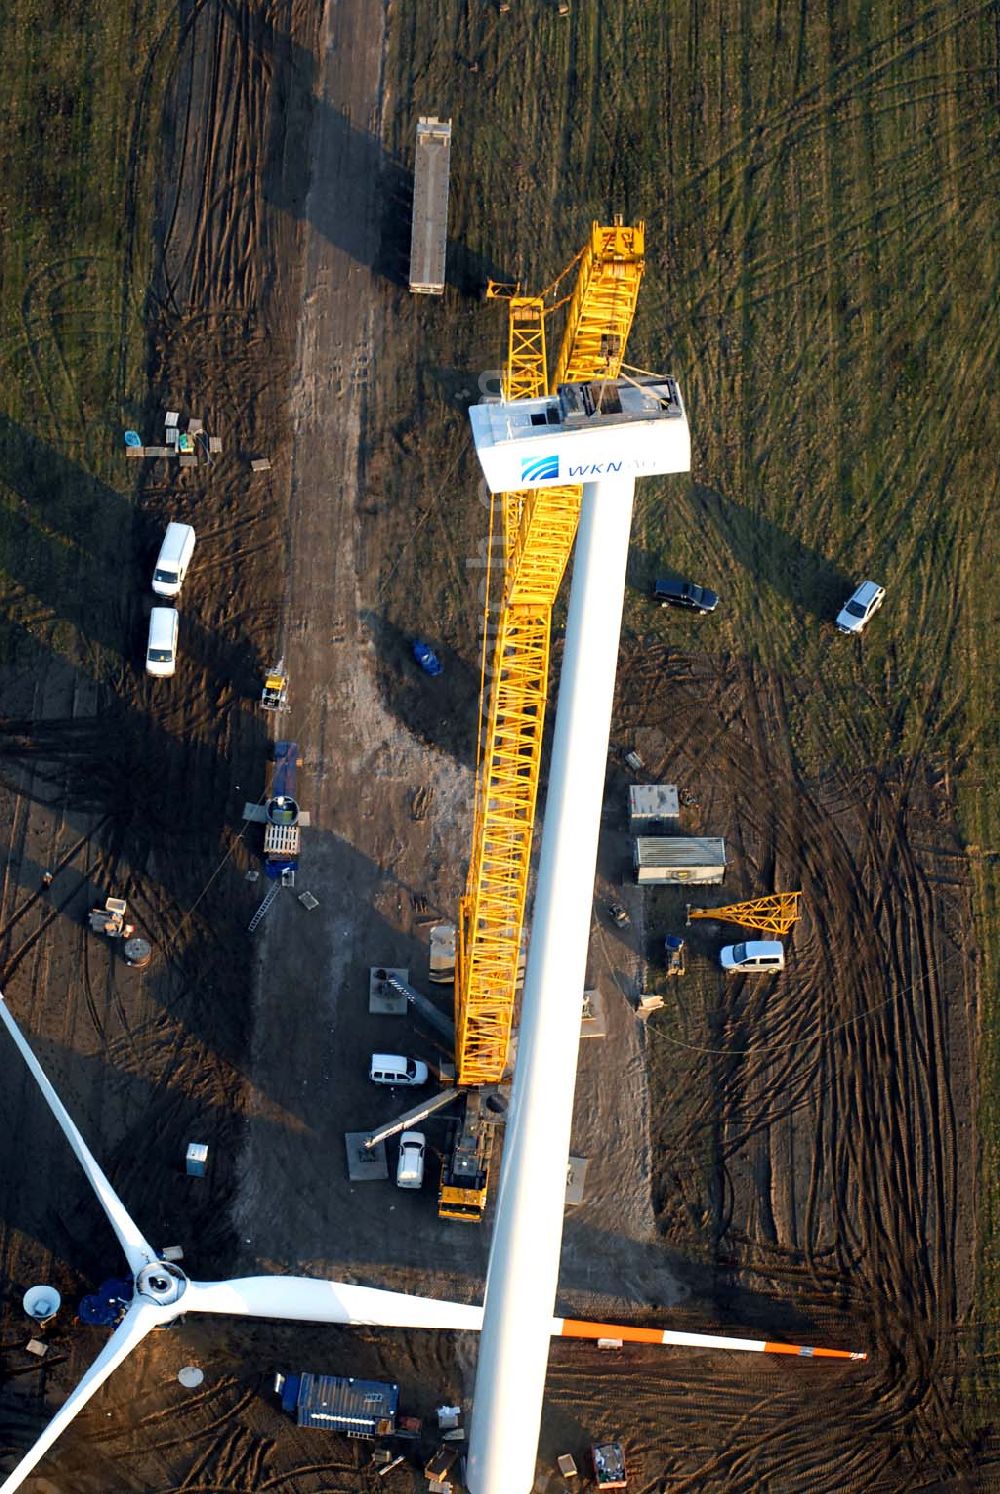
720, 940, 785, 973
152, 522, 196, 598
396, 1131, 426, 1189
146, 607, 179, 678
369, 1053, 429, 1087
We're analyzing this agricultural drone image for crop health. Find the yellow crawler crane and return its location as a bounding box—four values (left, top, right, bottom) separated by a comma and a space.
440, 220, 644, 1221
686, 893, 803, 938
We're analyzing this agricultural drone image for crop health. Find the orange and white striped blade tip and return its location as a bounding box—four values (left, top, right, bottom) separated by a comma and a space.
555, 1318, 867, 1361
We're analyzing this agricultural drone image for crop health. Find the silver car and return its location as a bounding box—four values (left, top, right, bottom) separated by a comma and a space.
835, 580, 885, 635
396, 1131, 426, 1189
720, 940, 785, 973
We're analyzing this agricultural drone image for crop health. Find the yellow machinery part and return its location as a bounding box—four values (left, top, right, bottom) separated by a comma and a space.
437, 1090, 496, 1222
552, 219, 645, 390
503, 297, 548, 402
455, 484, 583, 1086
456, 607, 549, 1085
687, 893, 803, 938
438, 1187, 490, 1223
453, 221, 645, 1093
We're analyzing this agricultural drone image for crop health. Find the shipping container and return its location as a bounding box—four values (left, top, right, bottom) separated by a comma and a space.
633, 836, 726, 885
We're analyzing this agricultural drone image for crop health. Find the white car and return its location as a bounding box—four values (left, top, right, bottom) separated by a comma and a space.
396, 1131, 426, 1189
835, 580, 885, 635
720, 940, 785, 973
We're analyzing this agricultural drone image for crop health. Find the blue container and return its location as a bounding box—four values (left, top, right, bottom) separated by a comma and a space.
279, 1372, 399, 1434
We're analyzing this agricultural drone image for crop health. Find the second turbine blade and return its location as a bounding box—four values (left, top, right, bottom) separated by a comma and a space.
0, 994, 158, 1277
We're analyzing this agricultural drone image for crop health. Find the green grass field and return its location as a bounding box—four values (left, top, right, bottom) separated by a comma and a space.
0, 0, 174, 673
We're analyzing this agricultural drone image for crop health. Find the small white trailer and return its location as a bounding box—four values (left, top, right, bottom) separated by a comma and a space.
633, 836, 726, 885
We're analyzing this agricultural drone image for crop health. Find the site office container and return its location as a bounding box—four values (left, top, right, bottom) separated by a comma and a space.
627, 783, 680, 834
633, 836, 726, 885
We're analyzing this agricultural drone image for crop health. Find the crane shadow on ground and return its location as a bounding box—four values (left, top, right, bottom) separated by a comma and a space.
687, 483, 854, 621
627, 483, 853, 624
360, 609, 480, 769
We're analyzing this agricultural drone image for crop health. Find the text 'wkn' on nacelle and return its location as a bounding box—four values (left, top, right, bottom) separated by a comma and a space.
469, 376, 691, 494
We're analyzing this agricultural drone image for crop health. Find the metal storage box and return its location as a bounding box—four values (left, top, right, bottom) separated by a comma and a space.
628, 783, 680, 832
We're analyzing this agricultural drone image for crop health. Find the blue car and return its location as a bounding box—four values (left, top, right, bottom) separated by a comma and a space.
412, 640, 443, 676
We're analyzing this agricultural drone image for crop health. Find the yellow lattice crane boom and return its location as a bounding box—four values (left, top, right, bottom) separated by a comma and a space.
451, 218, 645, 1098
552, 219, 646, 388
686, 893, 803, 938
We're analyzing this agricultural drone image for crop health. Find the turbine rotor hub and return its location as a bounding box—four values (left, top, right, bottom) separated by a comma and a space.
137, 1261, 188, 1307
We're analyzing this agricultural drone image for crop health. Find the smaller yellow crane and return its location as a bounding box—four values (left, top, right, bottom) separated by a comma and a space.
686, 893, 802, 938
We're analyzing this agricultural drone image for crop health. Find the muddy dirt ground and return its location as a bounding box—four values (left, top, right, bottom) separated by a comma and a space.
1, 0, 997, 1491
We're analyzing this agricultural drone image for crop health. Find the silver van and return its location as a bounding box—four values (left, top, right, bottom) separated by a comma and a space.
369, 1053, 429, 1087
146, 607, 179, 678
720, 940, 785, 973
152, 522, 196, 599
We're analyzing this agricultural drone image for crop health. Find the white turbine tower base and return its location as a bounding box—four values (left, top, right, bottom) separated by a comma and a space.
466, 475, 638, 1492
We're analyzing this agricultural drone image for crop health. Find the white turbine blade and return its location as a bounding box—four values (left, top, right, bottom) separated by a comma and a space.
0, 1300, 161, 1494
184, 1275, 485, 1332
0, 993, 156, 1276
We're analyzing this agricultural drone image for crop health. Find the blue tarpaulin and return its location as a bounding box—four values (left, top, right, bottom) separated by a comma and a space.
79, 1276, 133, 1326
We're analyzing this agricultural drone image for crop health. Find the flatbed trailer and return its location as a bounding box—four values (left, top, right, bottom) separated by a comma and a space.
409, 116, 451, 294
263, 740, 305, 875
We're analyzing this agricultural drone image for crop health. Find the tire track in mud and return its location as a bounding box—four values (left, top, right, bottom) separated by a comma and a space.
610, 639, 976, 1487
116, 0, 213, 402
161, 0, 276, 315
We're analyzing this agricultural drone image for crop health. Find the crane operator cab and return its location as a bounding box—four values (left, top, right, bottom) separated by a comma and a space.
468, 374, 691, 494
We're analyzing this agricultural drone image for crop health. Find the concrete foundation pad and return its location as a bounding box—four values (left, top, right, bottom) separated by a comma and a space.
345, 1133, 388, 1181
369, 966, 408, 1015
565, 1156, 588, 1206
581, 987, 607, 1038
